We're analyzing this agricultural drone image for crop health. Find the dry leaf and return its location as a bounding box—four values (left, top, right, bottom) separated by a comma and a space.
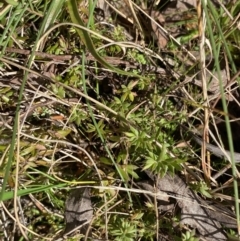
144, 171, 236, 240
64, 188, 93, 237
150, 10, 168, 49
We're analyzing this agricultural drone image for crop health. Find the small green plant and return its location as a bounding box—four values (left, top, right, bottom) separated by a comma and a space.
70, 107, 88, 126
125, 126, 149, 149
143, 144, 185, 177
182, 230, 199, 241
127, 49, 147, 64
109, 216, 137, 241
190, 181, 212, 198
51, 83, 65, 98
119, 80, 138, 102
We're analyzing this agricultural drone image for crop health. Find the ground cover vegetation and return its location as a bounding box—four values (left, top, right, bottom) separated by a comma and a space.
0, 0, 240, 240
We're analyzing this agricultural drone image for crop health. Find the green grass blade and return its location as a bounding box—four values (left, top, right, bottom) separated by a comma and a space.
203, 0, 240, 231
42, 0, 65, 33
0, 3, 24, 54
1, 183, 67, 201
0, 3, 29, 201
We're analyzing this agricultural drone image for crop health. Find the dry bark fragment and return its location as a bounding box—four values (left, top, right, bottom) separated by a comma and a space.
64, 188, 93, 237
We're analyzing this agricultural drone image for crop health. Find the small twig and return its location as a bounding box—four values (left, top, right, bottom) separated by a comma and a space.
4, 47, 74, 61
